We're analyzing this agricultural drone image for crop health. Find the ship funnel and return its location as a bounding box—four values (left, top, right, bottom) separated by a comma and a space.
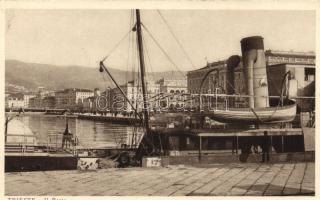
226, 55, 241, 95
226, 55, 241, 108
241, 36, 269, 108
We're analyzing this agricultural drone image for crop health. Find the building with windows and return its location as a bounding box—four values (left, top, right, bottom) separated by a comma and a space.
267, 63, 315, 111
109, 76, 190, 113
187, 56, 246, 110
265, 50, 315, 66
5, 93, 38, 109
188, 60, 227, 95
42, 96, 56, 109
29, 96, 42, 108
36, 87, 55, 98
23, 93, 36, 108
55, 88, 94, 111
156, 77, 188, 111
28, 87, 56, 109
265, 50, 316, 110
186, 50, 316, 111
110, 79, 161, 113
5, 93, 24, 109
187, 57, 245, 95
157, 78, 187, 94
82, 88, 104, 112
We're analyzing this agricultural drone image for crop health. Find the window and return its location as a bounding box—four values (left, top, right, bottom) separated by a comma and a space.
186, 137, 190, 145
305, 68, 315, 81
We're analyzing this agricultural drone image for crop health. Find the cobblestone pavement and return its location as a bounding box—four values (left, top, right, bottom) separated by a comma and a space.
5, 162, 314, 196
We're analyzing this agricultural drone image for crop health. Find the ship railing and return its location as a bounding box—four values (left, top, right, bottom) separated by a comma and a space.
5, 134, 38, 153
5, 144, 37, 154
190, 93, 314, 112
45, 133, 79, 155
5, 134, 65, 154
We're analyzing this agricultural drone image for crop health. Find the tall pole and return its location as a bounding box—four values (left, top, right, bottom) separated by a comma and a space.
5, 117, 8, 143
136, 9, 150, 134
5, 116, 15, 143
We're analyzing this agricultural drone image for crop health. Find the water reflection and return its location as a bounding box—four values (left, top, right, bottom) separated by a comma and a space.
6, 114, 143, 148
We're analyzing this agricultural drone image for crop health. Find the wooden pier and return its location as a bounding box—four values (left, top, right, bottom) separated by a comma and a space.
5, 162, 315, 196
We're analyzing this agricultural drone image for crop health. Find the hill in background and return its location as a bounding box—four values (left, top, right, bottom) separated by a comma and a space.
5, 60, 186, 92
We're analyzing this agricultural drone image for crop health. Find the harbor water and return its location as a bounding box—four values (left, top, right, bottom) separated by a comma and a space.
6, 113, 143, 149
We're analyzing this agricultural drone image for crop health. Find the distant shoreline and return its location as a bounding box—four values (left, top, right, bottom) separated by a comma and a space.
5, 111, 45, 115
5, 112, 77, 118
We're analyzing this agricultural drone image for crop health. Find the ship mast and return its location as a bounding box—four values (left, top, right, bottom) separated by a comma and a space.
135, 9, 150, 134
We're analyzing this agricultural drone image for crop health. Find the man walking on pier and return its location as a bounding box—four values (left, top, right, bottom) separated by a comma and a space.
261, 131, 270, 163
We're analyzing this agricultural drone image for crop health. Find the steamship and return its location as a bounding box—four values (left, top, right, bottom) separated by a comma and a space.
147, 36, 314, 164
203, 36, 297, 124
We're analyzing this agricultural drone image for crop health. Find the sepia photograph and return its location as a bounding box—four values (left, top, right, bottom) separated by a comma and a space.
4, 7, 316, 197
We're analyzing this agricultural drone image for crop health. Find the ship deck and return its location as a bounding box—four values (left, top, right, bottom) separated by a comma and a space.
157, 127, 304, 137
192, 128, 303, 137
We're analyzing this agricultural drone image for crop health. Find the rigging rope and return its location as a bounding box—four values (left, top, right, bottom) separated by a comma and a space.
157, 10, 196, 69
125, 12, 134, 84
142, 29, 157, 84
101, 29, 132, 62
127, 15, 147, 147
132, 21, 138, 84
141, 24, 186, 78
101, 71, 111, 91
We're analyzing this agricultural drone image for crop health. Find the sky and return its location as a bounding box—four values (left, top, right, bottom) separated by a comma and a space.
5, 9, 315, 72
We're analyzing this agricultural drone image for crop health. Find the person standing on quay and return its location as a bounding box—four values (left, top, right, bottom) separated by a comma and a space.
261, 131, 270, 163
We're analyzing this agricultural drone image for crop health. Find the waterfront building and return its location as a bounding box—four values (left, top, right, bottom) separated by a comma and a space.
83, 88, 104, 112
187, 58, 245, 95
42, 96, 56, 109
109, 76, 189, 113
187, 56, 245, 110
267, 63, 315, 112
55, 88, 94, 111
186, 50, 315, 111
28, 87, 55, 109
110, 78, 160, 113
157, 77, 187, 94
83, 96, 96, 112
156, 77, 188, 111
37, 86, 55, 98
23, 93, 36, 108
5, 93, 24, 109
265, 51, 315, 111
29, 96, 42, 108
188, 60, 227, 94
265, 50, 315, 66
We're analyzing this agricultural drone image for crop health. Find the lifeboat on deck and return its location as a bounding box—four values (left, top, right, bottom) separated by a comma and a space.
205, 100, 296, 124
